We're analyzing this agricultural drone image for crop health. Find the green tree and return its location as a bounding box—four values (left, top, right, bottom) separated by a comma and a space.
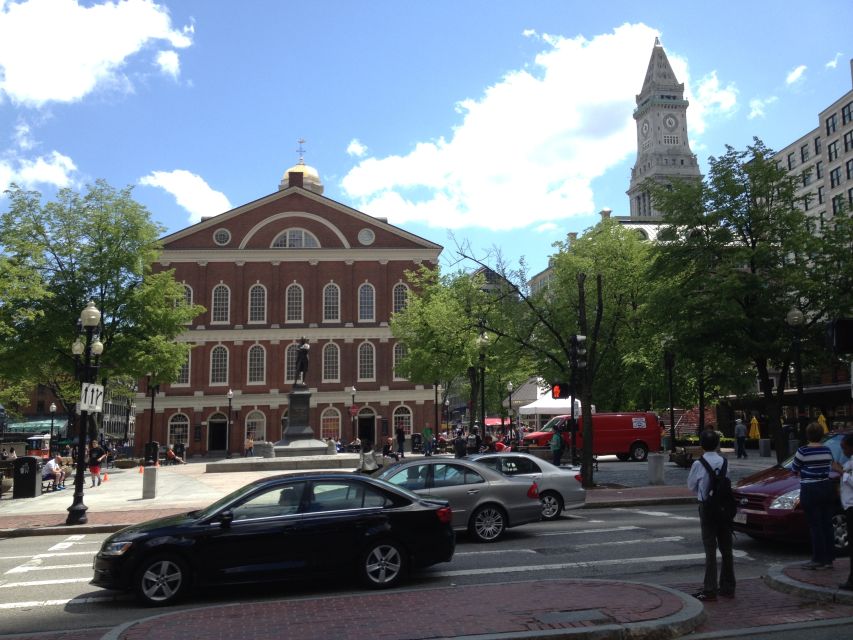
0, 181, 204, 422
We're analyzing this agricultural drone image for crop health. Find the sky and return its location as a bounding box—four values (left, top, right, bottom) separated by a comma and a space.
1, 0, 852, 277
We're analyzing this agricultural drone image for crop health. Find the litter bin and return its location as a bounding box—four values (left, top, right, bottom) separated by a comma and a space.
144, 441, 160, 466
13, 456, 42, 499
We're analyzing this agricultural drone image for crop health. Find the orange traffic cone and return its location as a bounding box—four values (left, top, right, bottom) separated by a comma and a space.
103, 473, 109, 482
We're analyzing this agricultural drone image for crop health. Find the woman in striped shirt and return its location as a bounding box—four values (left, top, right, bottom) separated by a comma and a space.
792, 422, 836, 569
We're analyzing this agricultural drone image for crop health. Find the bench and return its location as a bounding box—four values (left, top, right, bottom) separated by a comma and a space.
670, 446, 704, 468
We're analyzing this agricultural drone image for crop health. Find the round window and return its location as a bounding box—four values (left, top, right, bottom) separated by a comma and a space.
213, 228, 231, 246
358, 228, 375, 246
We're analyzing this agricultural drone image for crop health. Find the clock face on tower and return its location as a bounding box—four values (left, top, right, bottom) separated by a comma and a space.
664, 114, 678, 130
641, 120, 650, 137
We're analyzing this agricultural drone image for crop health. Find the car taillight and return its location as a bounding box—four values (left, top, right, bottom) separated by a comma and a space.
574, 474, 583, 483
436, 506, 453, 524
527, 481, 539, 499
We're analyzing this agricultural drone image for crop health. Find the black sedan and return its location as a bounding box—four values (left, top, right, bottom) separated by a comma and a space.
91, 472, 455, 606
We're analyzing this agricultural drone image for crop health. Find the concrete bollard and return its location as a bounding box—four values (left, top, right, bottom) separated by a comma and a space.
759, 438, 771, 457
326, 439, 336, 455
142, 466, 157, 499
647, 452, 665, 485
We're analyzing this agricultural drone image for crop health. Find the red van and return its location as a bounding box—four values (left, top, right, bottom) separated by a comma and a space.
522, 413, 661, 461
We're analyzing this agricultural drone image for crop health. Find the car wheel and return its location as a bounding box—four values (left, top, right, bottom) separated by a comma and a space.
469, 504, 506, 542
133, 554, 190, 606
359, 539, 407, 589
832, 511, 849, 554
629, 443, 648, 462
540, 491, 564, 521
616, 453, 630, 462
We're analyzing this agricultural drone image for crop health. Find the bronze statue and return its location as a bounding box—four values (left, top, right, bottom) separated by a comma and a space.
293, 337, 310, 384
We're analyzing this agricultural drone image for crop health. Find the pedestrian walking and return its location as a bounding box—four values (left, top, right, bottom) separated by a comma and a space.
395, 427, 406, 459
466, 426, 482, 454
687, 429, 735, 601
244, 436, 254, 457
422, 425, 434, 456
734, 418, 748, 459
453, 430, 467, 458
835, 433, 853, 590
550, 427, 564, 467
792, 422, 835, 570
88, 439, 106, 487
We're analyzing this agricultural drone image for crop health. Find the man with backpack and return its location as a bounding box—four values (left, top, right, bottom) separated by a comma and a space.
687, 429, 736, 601
466, 425, 482, 455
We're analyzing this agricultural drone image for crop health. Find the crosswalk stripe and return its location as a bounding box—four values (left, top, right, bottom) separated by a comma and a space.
533, 525, 641, 536
0, 596, 118, 610
574, 536, 683, 549
6, 563, 91, 574
0, 578, 91, 589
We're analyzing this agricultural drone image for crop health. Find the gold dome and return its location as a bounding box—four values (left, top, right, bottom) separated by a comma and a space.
279, 159, 324, 194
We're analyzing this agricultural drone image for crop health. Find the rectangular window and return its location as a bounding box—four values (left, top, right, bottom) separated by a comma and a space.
175, 353, 190, 385
814, 136, 822, 155
830, 166, 842, 188
828, 140, 839, 162
844, 131, 853, 153
787, 152, 795, 170
803, 192, 812, 211
848, 187, 853, 207
802, 170, 812, 187
816, 161, 824, 179
818, 186, 825, 204
826, 113, 838, 135
800, 144, 810, 163
843, 102, 853, 125
847, 158, 853, 180
663, 135, 679, 145
832, 194, 845, 215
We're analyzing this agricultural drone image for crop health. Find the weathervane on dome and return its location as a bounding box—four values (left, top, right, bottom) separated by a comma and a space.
296, 138, 307, 164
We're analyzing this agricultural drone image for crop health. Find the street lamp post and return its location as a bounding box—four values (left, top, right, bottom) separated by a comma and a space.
226, 389, 233, 458
49, 402, 56, 455
444, 399, 450, 433
434, 383, 442, 438
786, 308, 806, 450
664, 349, 676, 453
350, 386, 357, 443
67, 301, 104, 526
146, 375, 160, 466
477, 327, 489, 434
506, 381, 514, 438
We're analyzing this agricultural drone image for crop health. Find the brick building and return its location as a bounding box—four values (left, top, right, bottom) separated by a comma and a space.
135, 159, 442, 456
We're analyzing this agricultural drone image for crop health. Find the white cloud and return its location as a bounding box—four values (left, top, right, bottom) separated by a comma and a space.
748, 96, 778, 120
341, 24, 737, 231
534, 222, 558, 233
13, 122, 35, 150
346, 139, 368, 157
156, 50, 180, 78
0, 150, 77, 194
0, 0, 193, 107
826, 53, 842, 69
139, 169, 232, 224
785, 65, 807, 85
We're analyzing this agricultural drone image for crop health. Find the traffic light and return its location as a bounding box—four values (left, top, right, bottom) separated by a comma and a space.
551, 382, 570, 399
571, 334, 587, 369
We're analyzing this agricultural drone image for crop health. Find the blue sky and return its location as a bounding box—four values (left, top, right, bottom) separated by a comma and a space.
1, 0, 851, 277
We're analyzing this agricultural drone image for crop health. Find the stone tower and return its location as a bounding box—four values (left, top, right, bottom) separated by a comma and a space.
626, 38, 701, 219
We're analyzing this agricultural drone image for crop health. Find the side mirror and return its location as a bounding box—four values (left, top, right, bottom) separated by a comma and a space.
218, 510, 234, 527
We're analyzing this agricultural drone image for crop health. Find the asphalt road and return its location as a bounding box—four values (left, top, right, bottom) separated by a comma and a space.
0, 501, 808, 637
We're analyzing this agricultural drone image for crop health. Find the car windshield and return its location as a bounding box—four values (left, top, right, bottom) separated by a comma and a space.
540, 416, 565, 433
780, 432, 851, 470
194, 479, 271, 520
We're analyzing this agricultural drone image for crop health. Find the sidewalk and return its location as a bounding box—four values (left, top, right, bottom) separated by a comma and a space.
2, 453, 852, 640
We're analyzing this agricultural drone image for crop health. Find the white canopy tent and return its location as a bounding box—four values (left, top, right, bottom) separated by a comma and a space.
518, 396, 581, 417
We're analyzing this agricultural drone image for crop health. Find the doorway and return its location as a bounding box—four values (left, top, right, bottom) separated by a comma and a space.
357, 411, 376, 447
208, 416, 227, 451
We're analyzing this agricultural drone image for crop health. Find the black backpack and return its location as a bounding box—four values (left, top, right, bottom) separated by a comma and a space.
699, 457, 737, 524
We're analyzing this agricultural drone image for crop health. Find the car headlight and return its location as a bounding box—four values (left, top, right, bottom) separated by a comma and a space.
769, 489, 800, 510
100, 541, 133, 556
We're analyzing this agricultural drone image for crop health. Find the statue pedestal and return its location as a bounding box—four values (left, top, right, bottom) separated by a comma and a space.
274, 384, 327, 457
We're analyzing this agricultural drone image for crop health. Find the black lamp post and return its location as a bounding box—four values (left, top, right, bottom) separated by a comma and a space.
786, 308, 806, 447
434, 383, 441, 437
67, 301, 103, 526
49, 402, 56, 455
444, 399, 450, 433
477, 327, 489, 434
506, 381, 514, 438
146, 374, 160, 466
664, 349, 676, 453
226, 389, 233, 458
350, 385, 357, 442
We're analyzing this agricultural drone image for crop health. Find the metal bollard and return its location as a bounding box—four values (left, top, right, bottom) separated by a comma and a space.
647, 452, 665, 485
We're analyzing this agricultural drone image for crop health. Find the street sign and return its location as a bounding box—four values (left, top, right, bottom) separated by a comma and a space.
349, 404, 359, 417
80, 383, 105, 413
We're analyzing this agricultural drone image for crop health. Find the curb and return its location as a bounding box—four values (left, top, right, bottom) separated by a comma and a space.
583, 496, 696, 509
0, 524, 129, 538
763, 563, 853, 605
685, 615, 853, 640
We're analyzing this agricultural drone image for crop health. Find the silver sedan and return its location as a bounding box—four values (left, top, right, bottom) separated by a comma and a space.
470, 452, 585, 520
375, 458, 542, 542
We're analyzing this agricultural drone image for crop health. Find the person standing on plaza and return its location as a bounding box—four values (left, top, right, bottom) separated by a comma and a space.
453, 430, 467, 458
734, 418, 748, 459
88, 439, 106, 487
550, 426, 564, 467
395, 426, 406, 459
687, 429, 735, 601
834, 433, 853, 590
792, 421, 835, 569
422, 425, 434, 457
244, 436, 254, 457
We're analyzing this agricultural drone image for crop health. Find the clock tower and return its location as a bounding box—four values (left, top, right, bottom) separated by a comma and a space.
627, 38, 700, 219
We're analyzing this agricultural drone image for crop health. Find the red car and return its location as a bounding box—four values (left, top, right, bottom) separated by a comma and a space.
732, 431, 850, 553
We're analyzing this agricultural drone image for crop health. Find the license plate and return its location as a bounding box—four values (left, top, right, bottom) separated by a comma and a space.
733, 512, 747, 524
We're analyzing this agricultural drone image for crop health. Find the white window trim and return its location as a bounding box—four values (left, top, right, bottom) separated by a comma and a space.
245, 411, 266, 441
320, 408, 342, 440
285, 343, 299, 383
285, 283, 304, 324
209, 345, 229, 386
322, 342, 340, 383
168, 413, 191, 446
393, 343, 408, 382
271, 227, 321, 249
392, 282, 409, 314
322, 283, 340, 323
247, 344, 266, 386
357, 341, 376, 382
392, 405, 414, 436
358, 283, 375, 323
247, 283, 268, 324
211, 283, 231, 325
181, 283, 194, 325
173, 350, 191, 388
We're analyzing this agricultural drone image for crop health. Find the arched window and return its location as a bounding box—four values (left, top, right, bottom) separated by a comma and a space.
271, 228, 320, 248
210, 345, 228, 385
320, 408, 341, 440
358, 283, 375, 322
247, 344, 265, 384
392, 283, 408, 313
248, 284, 266, 323
393, 406, 413, 436
168, 413, 190, 446
393, 343, 407, 381
211, 284, 230, 323
358, 342, 375, 381
175, 351, 190, 386
286, 283, 303, 323
323, 283, 340, 322
180, 284, 194, 325
285, 344, 299, 383
323, 343, 340, 382
245, 410, 266, 442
